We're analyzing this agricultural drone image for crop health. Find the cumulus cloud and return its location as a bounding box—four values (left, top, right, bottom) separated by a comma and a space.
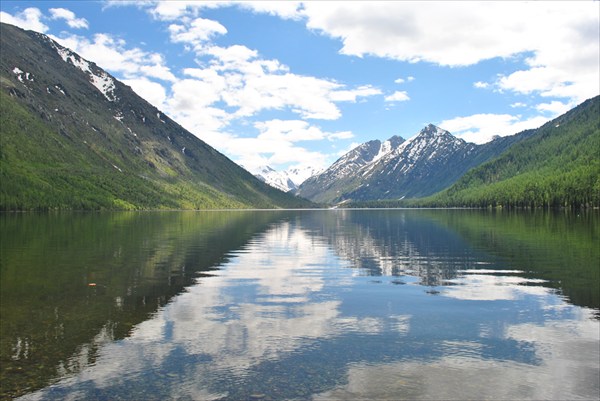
0, 7, 48, 32
122, 77, 167, 108
148, 1, 224, 21
300, 1, 598, 105
256, 119, 353, 143
394, 76, 414, 84
535, 100, 573, 116
384, 91, 410, 102
161, 40, 380, 123
217, 119, 351, 172
330, 85, 382, 102
49, 8, 88, 29
438, 113, 550, 144
168, 17, 227, 50
239, 1, 304, 20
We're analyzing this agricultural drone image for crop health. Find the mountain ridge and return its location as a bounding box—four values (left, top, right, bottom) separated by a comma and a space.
296, 123, 532, 204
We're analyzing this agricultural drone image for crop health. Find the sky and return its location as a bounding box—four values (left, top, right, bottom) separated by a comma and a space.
1, 1, 599, 175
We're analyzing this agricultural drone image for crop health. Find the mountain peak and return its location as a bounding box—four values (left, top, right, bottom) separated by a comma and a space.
386, 135, 405, 148
420, 124, 449, 137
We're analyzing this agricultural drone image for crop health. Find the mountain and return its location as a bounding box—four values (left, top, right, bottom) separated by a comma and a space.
0, 23, 312, 210
423, 96, 600, 208
296, 124, 531, 204
295, 135, 405, 203
253, 165, 321, 192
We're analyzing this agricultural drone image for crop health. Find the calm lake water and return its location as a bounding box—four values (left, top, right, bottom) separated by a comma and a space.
1, 209, 598, 400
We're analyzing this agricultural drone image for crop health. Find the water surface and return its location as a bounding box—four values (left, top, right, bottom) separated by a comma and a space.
1, 210, 598, 400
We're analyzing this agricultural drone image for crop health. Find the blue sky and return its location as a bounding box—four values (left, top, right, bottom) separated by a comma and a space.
1, 1, 598, 175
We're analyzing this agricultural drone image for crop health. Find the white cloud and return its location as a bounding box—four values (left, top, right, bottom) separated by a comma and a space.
535, 100, 572, 116
138, 64, 176, 82
143, 1, 305, 22
205, 44, 259, 66
395, 76, 415, 84
149, 1, 224, 21
49, 8, 88, 29
168, 17, 227, 50
255, 119, 353, 143
384, 91, 410, 102
239, 1, 304, 20
122, 77, 167, 108
218, 119, 351, 172
473, 81, 489, 89
0, 7, 48, 32
510, 102, 527, 108
438, 113, 550, 144
183, 45, 379, 121
329, 85, 382, 102
300, 2, 599, 105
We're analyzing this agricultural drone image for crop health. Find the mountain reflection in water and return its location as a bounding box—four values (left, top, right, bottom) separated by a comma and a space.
1, 210, 598, 400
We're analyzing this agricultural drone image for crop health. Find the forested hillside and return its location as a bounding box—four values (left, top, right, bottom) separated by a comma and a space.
427, 96, 599, 208
0, 23, 312, 210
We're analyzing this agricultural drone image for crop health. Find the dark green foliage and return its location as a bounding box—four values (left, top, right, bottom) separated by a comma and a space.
0, 23, 313, 210
422, 96, 600, 209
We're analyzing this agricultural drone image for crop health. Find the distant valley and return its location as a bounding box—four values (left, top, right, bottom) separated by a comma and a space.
252, 165, 321, 193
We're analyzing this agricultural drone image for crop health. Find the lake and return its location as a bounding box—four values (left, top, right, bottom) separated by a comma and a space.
1, 209, 598, 400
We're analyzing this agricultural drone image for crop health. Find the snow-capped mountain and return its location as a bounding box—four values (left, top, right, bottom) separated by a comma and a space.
296, 124, 532, 204
253, 165, 322, 192
294, 136, 404, 202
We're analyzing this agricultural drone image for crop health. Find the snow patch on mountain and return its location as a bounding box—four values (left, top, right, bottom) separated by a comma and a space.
53, 43, 118, 102
12, 67, 34, 83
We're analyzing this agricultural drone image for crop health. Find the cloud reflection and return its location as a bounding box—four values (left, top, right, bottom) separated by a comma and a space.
18, 213, 598, 401
315, 310, 599, 400
21, 221, 358, 399
443, 273, 550, 301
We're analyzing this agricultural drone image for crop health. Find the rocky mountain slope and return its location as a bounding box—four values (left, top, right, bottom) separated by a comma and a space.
294, 136, 405, 202
297, 124, 531, 204
0, 23, 311, 210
